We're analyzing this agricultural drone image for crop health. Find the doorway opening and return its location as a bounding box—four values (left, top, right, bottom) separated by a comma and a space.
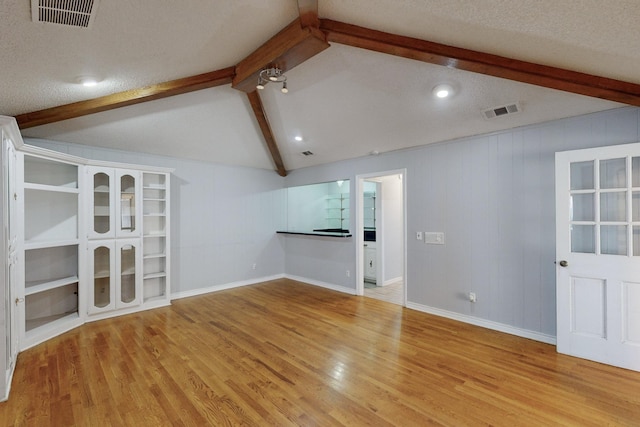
356, 170, 406, 306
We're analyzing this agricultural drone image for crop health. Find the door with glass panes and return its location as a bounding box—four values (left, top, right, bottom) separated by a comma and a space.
556, 143, 640, 372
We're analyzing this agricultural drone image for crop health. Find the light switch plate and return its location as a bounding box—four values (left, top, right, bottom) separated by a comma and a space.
424, 232, 445, 245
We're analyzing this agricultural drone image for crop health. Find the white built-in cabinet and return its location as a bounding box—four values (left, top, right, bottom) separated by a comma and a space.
0, 116, 172, 400
19, 153, 83, 350
142, 173, 170, 304
0, 118, 173, 376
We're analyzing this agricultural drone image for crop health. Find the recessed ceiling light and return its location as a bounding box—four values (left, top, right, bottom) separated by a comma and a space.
432, 84, 454, 99
294, 136, 303, 142
76, 76, 99, 87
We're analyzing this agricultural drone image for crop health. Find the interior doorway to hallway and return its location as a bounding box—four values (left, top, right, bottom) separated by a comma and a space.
356, 170, 406, 306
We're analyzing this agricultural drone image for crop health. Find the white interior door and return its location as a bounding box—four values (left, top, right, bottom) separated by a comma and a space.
556, 143, 640, 371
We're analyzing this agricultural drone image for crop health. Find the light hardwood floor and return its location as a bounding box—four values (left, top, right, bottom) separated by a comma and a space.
1, 278, 639, 426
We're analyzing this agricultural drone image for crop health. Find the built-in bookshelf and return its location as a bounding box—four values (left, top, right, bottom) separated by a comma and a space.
21, 154, 81, 346
142, 172, 170, 303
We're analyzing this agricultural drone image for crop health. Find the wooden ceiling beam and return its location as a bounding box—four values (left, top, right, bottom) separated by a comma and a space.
246, 91, 287, 177
233, 13, 325, 176
298, 0, 319, 28
16, 67, 236, 129
232, 18, 329, 93
320, 19, 640, 107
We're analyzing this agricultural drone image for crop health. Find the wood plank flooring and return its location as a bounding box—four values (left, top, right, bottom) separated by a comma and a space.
1, 278, 639, 426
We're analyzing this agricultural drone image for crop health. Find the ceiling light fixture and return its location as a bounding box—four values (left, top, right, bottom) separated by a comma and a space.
256, 67, 288, 93
294, 136, 303, 142
432, 83, 454, 99
76, 76, 99, 87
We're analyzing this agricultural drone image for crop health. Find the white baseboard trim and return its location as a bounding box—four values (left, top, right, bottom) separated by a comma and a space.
171, 274, 285, 300
284, 274, 357, 295
406, 302, 557, 345
85, 300, 171, 323
1, 362, 16, 403
382, 276, 403, 287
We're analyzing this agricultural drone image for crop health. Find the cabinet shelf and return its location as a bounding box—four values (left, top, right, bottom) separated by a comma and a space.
24, 155, 78, 188
144, 252, 166, 259
144, 232, 166, 238
24, 183, 80, 194
143, 294, 166, 304
26, 312, 79, 334
24, 239, 79, 250
25, 276, 79, 296
142, 172, 169, 304
121, 268, 136, 276
94, 271, 111, 279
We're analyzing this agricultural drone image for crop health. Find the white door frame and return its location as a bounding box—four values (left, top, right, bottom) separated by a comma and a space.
355, 169, 407, 305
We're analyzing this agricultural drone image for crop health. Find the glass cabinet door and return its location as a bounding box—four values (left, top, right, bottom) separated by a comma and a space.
92, 171, 114, 237
116, 170, 141, 237
116, 239, 141, 309
120, 243, 136, 305
89, 242, 115, 314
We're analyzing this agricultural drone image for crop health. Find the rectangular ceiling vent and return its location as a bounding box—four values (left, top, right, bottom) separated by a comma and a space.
482, 102, 520, 120
31, 0, 100, 28
301, 151, 314, 156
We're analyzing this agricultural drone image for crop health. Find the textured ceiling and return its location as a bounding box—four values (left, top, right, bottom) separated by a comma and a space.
3, 1, 637, 171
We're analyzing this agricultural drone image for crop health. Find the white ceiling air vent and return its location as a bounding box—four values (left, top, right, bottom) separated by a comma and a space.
301, 151, 314, 156
482, 102, 521, 120
31, 0, 100, 28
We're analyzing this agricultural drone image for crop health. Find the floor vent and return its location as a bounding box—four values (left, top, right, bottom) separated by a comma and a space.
31, 0, 100, 28
482, 102, 520, 120
301, 151, 314, 156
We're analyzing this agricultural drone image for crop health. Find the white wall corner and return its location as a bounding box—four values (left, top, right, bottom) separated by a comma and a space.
284, 274, 358, 295
170, 274, 286, 300
382, 276, 403, 287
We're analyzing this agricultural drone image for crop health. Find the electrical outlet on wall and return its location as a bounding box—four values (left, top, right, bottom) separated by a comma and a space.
346, 270, 350, 277
252, 263, 257, 270
469, 292, 477, 303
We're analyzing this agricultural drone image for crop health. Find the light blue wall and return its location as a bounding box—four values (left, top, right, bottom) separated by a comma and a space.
23, 138, 287, 295
283, 107, 640, 337
26, 106, 640, 338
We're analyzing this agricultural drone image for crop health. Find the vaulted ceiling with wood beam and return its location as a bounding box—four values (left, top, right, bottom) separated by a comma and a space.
3, 1, 640, 174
